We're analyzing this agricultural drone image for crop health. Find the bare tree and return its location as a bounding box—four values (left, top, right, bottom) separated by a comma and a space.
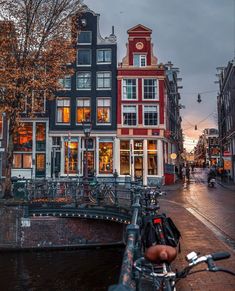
0, 0, 82, 197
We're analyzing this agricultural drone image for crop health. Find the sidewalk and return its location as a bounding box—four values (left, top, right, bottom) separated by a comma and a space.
160, 199, 235, 290
216, 177, 235, 191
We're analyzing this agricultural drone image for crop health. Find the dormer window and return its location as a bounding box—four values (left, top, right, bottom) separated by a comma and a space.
78, 31, 92, 44
133, 54, 146, 67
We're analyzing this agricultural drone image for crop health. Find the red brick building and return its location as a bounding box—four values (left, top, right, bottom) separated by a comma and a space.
116, 24, 177, 185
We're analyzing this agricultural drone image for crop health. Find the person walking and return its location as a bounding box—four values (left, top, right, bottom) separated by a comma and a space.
186, 165, 190, 181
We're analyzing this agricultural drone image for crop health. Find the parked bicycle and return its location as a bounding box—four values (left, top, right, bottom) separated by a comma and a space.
134, 245, 235, 291
88, 182, 116, 205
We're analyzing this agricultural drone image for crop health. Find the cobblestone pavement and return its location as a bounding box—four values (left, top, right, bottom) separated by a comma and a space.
160, 199, 235, 291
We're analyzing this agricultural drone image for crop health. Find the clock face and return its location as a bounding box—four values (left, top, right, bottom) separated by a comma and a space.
135, 42, 144, 50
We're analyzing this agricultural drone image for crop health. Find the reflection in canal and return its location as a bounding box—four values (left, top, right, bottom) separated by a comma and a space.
0, 247, 124, 291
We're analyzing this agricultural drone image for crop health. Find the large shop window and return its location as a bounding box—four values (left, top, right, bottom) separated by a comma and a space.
133, 54, 146, 67
144, 106, 158, 126
97, 49, 111, 63
123, 105, 137, 126
143, 79, 157, 99
32, 90, 45, 113
97, 72, 111, 89
58, 75, 71, 90
120, 140, 130, 175
36, 123, 46, 151
56, 98, 70, 124
99, 141, 113, 174
78, 31, 92, 44
77, 98, 91, 123
13, 153, 32, 169
148, 140, 157, 175
77, 49, 91, 66
0, 115, 3, 139
13, 123, 33, 152
122, 79, 137, 100
77, 72, 91, 90
97, 98, 111, 124
64, 141, 78, 174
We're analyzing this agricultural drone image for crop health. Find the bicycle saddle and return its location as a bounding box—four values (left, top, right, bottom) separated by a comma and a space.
145, 245, 177, 264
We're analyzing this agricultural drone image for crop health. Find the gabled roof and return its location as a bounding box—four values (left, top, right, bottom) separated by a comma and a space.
127, 24, 152, 34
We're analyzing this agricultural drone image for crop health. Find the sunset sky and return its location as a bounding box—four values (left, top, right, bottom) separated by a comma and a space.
85, 0, 234, 151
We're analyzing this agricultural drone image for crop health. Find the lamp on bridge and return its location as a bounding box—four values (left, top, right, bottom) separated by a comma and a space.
82, 121, 92, 198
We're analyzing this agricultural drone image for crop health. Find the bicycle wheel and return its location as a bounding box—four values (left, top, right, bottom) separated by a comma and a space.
88, 187, 98, 204
105, 189, 115, 205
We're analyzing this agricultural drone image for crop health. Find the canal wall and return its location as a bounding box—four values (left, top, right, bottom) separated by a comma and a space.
0, 205, 125, 250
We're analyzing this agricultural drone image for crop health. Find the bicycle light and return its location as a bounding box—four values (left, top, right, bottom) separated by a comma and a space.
186, 252, 198, 262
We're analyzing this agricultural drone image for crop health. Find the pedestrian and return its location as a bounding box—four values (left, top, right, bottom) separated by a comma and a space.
182, 166, 186, 182
186, 165, 190, 181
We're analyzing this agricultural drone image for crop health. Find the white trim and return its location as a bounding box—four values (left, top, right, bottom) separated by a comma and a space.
142, 104, 159, 127
122, 78, 138, 101
96, 48, 112, 64
121, 104, 138, 127
142, 78, 159, 101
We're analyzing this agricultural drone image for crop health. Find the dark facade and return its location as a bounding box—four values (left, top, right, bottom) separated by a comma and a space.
49, 6, 117, 177
217, 60, 235, 181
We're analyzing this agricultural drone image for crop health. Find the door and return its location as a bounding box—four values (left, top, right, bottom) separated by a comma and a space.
35, 153, 46, 177
134, 156, 143, 178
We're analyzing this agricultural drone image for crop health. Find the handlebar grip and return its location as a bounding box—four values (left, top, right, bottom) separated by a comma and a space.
211, 252, 230, 261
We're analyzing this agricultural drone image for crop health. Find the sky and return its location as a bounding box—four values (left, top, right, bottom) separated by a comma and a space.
84, 0, 235, 151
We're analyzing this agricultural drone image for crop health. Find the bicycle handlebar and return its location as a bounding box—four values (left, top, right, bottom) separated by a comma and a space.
210, 251, 230, 261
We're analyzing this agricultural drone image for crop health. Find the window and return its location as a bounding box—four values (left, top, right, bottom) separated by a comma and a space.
97, 72, 111, 89
13, 153, 32, 169
32, 90, 45, 112
122, 79, 137, 100
120, 141, 130, 175
76, 72, 91, 90
143, 79, 157, 99
144, 106, 158, 126
133, 54, 146, 67
77, 49, 91, 66
58, 75, 71, 90
13, 123, 33, 151
56, 98, 70, 124
0, 115, 3, 139
78, 31, 92, 44
99, 141, 113, 174
36, 123, 46, 151
97, 98, 111, 124
148, 140, 157, 175
123, 105, 137, 126
64, 141, 78, 174
97, 49, 111, 63
77, 98, 91, 123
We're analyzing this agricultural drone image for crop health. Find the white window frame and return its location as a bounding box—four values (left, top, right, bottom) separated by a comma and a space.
96, 97, 111, 125
133, 54, 146, 67
58, 75, 71, 90
77, 49, 91, 66
76, 98, 91, 124
96, 49, 112, 64
76, 71, 91, 90
77, 31, 92, 45
96, 71, 112, 90
142, 78, 158, 100
56, 98, 70, 125
122, 104, 138, 127
143, 105, 158, 127
122, 78, 138, 100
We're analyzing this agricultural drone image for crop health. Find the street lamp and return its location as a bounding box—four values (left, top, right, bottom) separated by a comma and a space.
82, 121, 92, 198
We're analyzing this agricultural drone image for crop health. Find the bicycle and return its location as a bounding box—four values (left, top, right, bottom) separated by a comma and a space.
88, 182, 115, 205
134, 245, 235, 291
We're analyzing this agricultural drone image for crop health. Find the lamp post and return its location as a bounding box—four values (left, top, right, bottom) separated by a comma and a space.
82, 121, 92, 198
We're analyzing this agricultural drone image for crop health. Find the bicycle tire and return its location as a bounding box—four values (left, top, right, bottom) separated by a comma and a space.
105, 189, 115, 204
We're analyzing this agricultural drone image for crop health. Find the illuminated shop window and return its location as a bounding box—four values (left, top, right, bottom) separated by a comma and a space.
13, 153, 32, 169
148, 140, 157, 175
56, 98, 70, 124
99, 142, 113, 174
13, 123, 33, 152
77, 99, 91, 123
122, 79, 137, 100
120, 140, 130, 175
143, 79, 157, 99
97, 98, 111, 124
0, 115, 3, 139
36, 153, 45, 172
76, 72, 91, 90
64, 141, 78, 174
36, 123, 46, 151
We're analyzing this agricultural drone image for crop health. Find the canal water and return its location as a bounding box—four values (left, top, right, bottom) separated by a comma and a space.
0, 247, 124, 291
